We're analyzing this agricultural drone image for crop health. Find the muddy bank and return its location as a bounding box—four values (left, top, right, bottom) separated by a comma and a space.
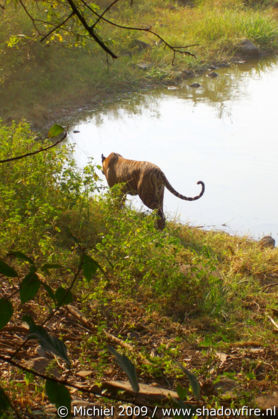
1, 31, 276, 134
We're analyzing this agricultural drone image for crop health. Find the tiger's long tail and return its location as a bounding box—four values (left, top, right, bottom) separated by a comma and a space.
162, 174, 205, 201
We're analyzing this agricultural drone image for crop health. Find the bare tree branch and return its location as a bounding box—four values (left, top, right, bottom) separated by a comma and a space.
0, 132, 67, 164
80, 0, 196, 58
0, 354, 157, 410
66, 0, 117, 58
267, 314, 278, 331
18, 0, 42, 36
17, 0, 195, 60
36, 17, 90, 41
91, 0, 121, 30
40, 11, 75, 43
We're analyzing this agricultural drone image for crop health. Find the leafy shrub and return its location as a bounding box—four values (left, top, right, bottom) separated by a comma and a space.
0, 120, 98, 262
94, 186, 226, 320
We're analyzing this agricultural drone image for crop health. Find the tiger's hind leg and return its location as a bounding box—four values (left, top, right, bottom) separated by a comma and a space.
156, 208, 165, 230
139, 186, 165, 230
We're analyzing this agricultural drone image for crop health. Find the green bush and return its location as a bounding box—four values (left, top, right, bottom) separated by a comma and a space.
93, 186, 226, 319
0, 120, 98, 262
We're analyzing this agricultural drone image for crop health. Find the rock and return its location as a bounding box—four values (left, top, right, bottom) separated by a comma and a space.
233, 59, 246, 64
255, 391, 278, 410
171, 71, 184, 82
237, 39, 260, 58
137, 63, 151, 71
182, 70, 194, 79
102, 380, 179, 403
25, 357, 59, 378
190, 82, 201, 88
216, 62, 230, 68
208, 71, 218, 78
215, 352, 228, 366
214, 377, 238, 399
76, 370, 93, 378
26, 357, 50, 372
130, 39, 151, 51
259, 236, 275, 249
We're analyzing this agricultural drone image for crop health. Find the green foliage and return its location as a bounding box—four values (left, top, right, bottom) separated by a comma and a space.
0, 298, 13, 329
0, 259, 17, 277
82, 253, 100, 282
0, 120, 98, 261
47, 124, 64, 138
93, 187, 225, 319
45, 379, 71, 413
23, 315, 70, 366
8, 251, 34, 264
108, 346, 139, 392
0, 387, 11, 417
55, 286, 73, 306
20, 272, 41, 303
177, 363, 201, 399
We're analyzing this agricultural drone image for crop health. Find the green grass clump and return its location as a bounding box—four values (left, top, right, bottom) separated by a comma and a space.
191, 9, 278, 45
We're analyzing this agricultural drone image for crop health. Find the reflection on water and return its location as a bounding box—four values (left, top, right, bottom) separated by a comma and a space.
69, 58, 278, 242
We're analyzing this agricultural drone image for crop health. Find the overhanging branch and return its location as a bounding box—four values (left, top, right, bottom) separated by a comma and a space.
0, 132, 67, 164
66, 0, 117, 58
18, 0, 42, 36
80, 0, 196, 59
18, 0, 196, 60
40, 11, 75, 43
91, 0, 121, 30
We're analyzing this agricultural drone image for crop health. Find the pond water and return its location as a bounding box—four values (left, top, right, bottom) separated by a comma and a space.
68, 58, 278, 242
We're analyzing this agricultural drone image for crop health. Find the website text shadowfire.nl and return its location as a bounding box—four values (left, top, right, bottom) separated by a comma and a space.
60, 404, 278, 417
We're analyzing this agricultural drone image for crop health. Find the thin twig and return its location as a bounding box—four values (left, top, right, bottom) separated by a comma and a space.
0, 131, 67, 164
66, 0, 117, 58
18, 0, 42, 35
0, 355, 157, 409
80, 0, 196, 58
40, 11, 75, 43
262, 282, 278, 292
267, 315, 278, 331
35, 17, 90, 41
91, 0, 121, 29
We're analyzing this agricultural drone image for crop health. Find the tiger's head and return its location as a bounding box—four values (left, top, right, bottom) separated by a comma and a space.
101, 153, 122, 174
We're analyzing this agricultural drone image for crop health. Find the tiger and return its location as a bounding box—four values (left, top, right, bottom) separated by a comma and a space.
101, 152, 205, 230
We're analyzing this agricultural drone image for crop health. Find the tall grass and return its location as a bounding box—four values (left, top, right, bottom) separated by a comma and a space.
192, 9, 278, 45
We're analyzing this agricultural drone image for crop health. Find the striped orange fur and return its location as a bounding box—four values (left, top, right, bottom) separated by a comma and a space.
101, 153, 205, 229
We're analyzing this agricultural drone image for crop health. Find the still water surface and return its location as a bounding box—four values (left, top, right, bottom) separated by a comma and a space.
69, 58, 278, 242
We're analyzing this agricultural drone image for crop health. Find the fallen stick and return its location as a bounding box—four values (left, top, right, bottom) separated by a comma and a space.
267, 315, 278, 331
66, 305, 151, 364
